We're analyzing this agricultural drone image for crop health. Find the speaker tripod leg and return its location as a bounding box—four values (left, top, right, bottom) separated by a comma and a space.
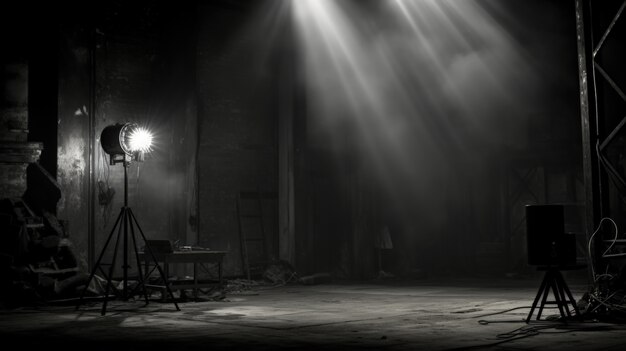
76, 207, 124, 311
553, 272, 572, 319
128, 208, 180, 311
536, 271, 553, 320
547, 271, 567, 321
557, 270, 581, 319
526, 270, 549, 323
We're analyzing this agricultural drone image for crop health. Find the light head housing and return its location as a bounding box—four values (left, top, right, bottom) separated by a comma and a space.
101, 123, 153, 165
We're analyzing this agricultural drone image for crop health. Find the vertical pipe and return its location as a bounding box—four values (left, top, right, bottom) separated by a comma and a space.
87, 22, 97, 271
279, 1, 296, 265
194, 1, 201, 249
123, 162, 129, 297
575, 0, 601, 281
576, 0, 600, 232
124, 161, 128, 207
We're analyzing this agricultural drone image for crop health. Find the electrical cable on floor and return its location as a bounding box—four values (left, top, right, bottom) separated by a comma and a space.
465, 303, 596, 349
478, 319, 525, 325
477, 306, 578, 325
582, 216, 626, 319
472, 306, 531, 319
462, 286, 626, 350
587, 217, 618, 280
449, 320, 615, 350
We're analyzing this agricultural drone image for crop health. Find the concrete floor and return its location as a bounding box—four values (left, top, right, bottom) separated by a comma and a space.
1, 274, 625, 350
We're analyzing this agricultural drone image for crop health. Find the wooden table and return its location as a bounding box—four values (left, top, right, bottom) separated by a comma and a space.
140, 250, 227, 299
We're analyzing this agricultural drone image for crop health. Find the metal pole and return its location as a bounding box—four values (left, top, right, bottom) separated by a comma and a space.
87, 20, 97, 272
123, 161, 129, 297
576, 0, 604, 282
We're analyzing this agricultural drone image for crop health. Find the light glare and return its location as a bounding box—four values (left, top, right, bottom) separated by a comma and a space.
129, 127, 153, 153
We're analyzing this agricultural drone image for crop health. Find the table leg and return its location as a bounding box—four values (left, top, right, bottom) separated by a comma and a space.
218, 260, 223, 287
162, 260, 169, 301
193, 262, 198, 300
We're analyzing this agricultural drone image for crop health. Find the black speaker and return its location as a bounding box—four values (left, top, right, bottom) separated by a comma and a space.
525, 204, 576, 266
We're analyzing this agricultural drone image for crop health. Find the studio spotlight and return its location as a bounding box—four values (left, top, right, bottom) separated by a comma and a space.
77, 122, 179, 315
100, 123, 153, 164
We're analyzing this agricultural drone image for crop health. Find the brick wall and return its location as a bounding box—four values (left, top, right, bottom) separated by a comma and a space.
197, 2, 279, 276
1, 63, 33, 198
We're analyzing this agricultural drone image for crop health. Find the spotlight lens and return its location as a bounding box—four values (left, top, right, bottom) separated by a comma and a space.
128, 127, 153, 153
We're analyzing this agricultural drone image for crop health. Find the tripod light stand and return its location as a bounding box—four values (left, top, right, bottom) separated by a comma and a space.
76, 123, 180, 315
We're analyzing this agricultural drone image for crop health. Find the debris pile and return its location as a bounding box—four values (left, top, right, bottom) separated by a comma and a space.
0, 197, 86, 307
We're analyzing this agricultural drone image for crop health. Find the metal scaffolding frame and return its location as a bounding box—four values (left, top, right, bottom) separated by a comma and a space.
576, 0, 626, 278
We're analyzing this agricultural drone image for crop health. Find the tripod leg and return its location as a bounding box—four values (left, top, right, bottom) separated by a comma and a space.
526, 271, 549, 323
553, 273, 572, 318
129, 216, 150, 305
548, 272, 567, 321
557, 271, 581, 318
101, 210, 125, 316
128, 208, 180, 311
76, 207, 124, 310
537, 271, 551, 320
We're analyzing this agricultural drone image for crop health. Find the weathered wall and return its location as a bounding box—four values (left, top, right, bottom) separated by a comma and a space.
54, 0, 276, 278
291, 0, 583, 279
196, 1, 280, 276
55, 1, 198, 274
7, 0, 584, 282
90, 1, 197, 276
57, 15, 92, 270
1, 3, 54, 201
0, 64, 29, 198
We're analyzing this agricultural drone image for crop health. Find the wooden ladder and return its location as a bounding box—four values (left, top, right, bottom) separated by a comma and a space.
237, 190, 271, 280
